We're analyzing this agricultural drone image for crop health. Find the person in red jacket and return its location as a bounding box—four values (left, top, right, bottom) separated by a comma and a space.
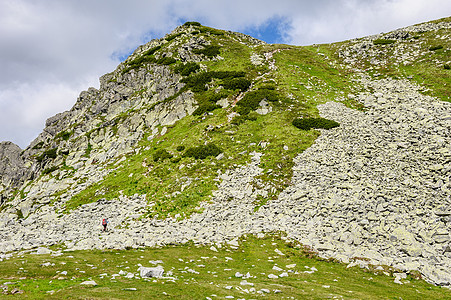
102, 218, 108, 232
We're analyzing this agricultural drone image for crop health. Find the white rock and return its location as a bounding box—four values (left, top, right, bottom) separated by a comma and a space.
139, 266, 164, 278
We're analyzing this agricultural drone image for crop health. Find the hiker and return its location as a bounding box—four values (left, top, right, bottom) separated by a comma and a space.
102, 218, 108, 232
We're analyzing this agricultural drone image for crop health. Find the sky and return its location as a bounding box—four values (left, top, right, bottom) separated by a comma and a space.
0, 0, 450, 148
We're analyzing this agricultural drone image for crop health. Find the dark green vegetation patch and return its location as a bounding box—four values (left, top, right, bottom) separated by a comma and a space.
235, 89, 278, 115
183, 21, 201, 27
32, 141, 44, 150
36, 148, 58, 162
173, 62, 200, 76
192, 102, 220, 116
222, 77, 251, 91
292, 117, 340, 130
165, 32, 184, 41
42, 166, 58, 175
156, 56, 176, 65
193, 45, 221, 58
198, 26, 225, 36
55, 130, 72, 141
181, 71, 245, 92
373, 39, 396, 45
183, 143, 222, 159
153, 149, 173, 162
429, 45, 443, 51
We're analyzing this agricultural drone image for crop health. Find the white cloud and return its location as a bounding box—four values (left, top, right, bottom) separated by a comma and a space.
0, 0, 449, 148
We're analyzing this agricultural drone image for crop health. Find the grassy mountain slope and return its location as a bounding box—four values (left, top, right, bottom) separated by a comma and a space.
1, 18, 450, 298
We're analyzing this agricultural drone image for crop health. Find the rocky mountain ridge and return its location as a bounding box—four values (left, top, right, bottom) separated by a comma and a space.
0, 19, 450, 287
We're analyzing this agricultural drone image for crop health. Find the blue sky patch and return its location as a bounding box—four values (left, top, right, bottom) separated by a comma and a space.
242, 16, 291, 44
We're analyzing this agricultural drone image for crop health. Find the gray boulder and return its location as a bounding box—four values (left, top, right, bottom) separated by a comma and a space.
138, 266, 164, 278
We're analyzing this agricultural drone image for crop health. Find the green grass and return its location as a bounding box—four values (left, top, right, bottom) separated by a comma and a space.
0, 234, 448, 299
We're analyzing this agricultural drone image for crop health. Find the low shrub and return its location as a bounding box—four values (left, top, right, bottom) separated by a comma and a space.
222, 77, 251, 91
231, 112, 258, 125
183, 21, 201, 27
259, 84, 276, 90
143, 45, 162, 56
42, 166, 58, 175
44, 148, 58, 159
171, 157, 181, 163
36, 148, 58, 162
235, 89, 278, 114
193, 102, 220, 116
199, 27, 224, 36
444, 64, 450, 70
181, 72, 212, 92
153, 149, 173, 162
429, 45, 443, 51
174, 62, 200, 76
55, 130, 72, 141
193, 45, 221, 58
181, 71, 245, 92
176, 145, 185, 152
165, 32, 184, 41
373, 39, 396, 45
213, 71, 245, 79
292, 117, 339, 130
183, 143, 222, 159
32, 141, 44, 150
16, 209, 24, 219
156, 57, 177, 65
196, 90, 229, 103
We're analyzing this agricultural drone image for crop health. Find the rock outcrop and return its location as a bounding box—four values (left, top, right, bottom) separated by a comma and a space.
0, 142, 30, 201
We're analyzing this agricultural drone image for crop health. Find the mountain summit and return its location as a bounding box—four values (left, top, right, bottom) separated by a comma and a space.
0, 19, 450, 290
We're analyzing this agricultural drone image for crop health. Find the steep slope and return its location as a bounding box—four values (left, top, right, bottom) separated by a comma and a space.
0, 18, 450, 288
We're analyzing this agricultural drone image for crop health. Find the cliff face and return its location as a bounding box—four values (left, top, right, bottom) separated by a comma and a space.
0, 20, 450, 286
0, 142, 30, 205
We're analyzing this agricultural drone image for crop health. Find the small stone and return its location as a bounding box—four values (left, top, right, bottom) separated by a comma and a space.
272, 265, 283, 271
268, 274, 278, 279
274, 249, 285, 256
240, 280, 254, 286
80, 280, 97, 286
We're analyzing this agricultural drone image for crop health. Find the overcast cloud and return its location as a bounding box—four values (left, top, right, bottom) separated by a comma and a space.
0, 0, 449, 148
